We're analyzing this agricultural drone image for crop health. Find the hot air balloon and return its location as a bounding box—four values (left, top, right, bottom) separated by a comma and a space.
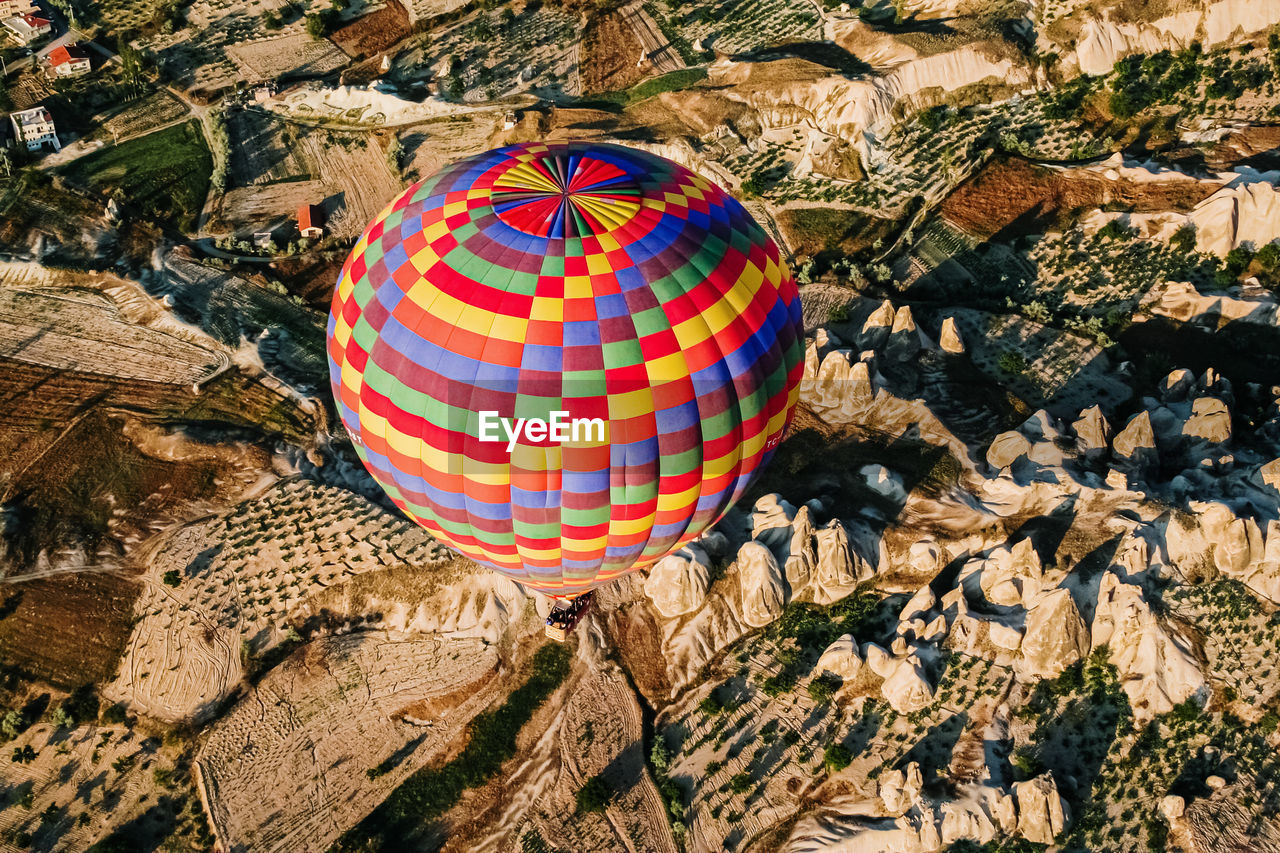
327, 141, 803, 637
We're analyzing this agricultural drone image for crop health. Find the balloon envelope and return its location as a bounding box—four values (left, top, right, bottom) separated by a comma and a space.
328, 141, 803, 596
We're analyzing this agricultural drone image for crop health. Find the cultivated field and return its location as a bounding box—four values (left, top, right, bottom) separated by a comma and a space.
86, 90, 191, 144
0, 718, 205, 852
104, 478, 447, 722
391, 3, 581, 101
59, 120, 213, 232
150, 0, 349, 94
0, 572, 139, 688
197, 633, 503, 853
330, 0, 411, 59
216, 112, 401, 239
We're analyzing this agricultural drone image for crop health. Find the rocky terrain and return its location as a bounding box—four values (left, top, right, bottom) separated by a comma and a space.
4, 0, 1280, 851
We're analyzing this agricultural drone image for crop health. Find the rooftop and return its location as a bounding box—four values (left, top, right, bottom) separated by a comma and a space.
11, 106, 52, 126
50, 44, 88, 66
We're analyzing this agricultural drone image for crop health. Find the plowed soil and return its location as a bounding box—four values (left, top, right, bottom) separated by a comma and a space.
330, 0, 412, 59
940, 156, 1219, 239
581, 11, 647, 94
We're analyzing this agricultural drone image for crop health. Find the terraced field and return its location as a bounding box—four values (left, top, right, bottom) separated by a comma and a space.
105, 478, 447, 722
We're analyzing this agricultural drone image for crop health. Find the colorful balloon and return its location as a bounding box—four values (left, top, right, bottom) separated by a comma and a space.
327, 141, 803, 596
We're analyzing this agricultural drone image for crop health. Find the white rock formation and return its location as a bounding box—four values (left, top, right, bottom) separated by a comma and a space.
861, 464, 907, 503
939, 316, 964, 354
645, 546, 711, 618
1183, 396, 1232, 444
1092, 572, 1206, 717
1014, 773, 1068, 845
1071, 0, 1280, 76
881, 656, 934, 713
710, 43, 1030, 146
813, 520, 869, 602
737, 541, 787, 628
786, 504, 818, 588
1161, 794, 1186, 820
1017, 588, 1090, 680
1113, 410, 1158, 465
1073, 405, 1111, 459
816, 633, 863, 681
879, 762, 924, 815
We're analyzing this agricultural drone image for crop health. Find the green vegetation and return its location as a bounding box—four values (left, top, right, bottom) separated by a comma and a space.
997, 350, 1027, 375
162, 570, 182, 588
575, 774, 611, 814
335, 644, 571, 850
822, 741, 852, 772
306, 8, 338, 38
59, 120, 212, 232
807, 672, 842, 704
587, 68, 708, 109
758, 589, 885, 696
729, 771, 753, 794
649, 738, 686, 828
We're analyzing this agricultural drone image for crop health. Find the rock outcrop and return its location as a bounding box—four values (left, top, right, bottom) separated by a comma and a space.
645, 547, 711, 618
1013, 773, 1068, 845
1092, 572, 1206, 717
737, 541, 787, 628
1017, 588, 1090, 680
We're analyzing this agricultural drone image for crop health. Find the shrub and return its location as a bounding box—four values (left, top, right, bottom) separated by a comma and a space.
997, 350, 1027, 375
729, 772, 752, 794
305, 10, 336, 38
101, 704, 129, 725
698, 692, 724, 716
162, 570, 181, 587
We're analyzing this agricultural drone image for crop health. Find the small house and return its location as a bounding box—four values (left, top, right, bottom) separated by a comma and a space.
2, 13, 50, 43
49, 44, 91, 77
252, 81, 276, 103
298, 203, 324, 239
9, 106, 59, 152
503, 110, 516, 130
253, 230, 276, 249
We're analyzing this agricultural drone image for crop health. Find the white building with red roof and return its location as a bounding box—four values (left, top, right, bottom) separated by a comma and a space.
49, 43, 90, 76
2, 12, 51, 43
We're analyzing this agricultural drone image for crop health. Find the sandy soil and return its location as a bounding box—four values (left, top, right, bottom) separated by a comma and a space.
0, 720, 182, 851
196, 633, 503, 853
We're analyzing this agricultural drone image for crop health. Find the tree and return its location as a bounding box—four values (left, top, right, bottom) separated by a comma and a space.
575, 775, 611, 813
729, 772, 753, 793
1170, 225, 1197, 254
1, 709, 23, 740
162, 570, 181, 587
1255, 241, 1280, 271
998, 350, 1027, 375
120, 45, 146, 99
822, 742, 852, 772
305, 10, 335, 38
807, 673, 841, 704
